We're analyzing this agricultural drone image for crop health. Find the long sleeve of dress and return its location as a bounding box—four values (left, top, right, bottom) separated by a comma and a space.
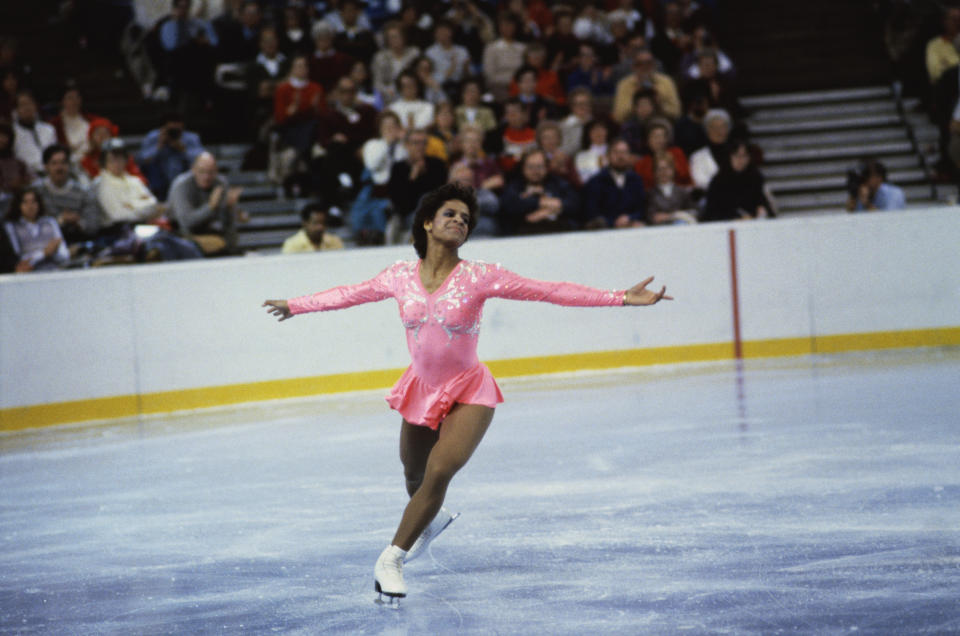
487, 265, 625, 307
288, 266, 396, 314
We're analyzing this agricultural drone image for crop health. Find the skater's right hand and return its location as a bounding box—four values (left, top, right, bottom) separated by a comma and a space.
263, 299, 293, 321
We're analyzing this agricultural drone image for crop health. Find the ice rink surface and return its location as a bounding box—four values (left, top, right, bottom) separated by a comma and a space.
2, 349, 959, 635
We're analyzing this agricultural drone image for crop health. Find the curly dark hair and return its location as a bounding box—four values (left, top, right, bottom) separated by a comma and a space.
5, 187, 47, 222
411, 182, 478, 259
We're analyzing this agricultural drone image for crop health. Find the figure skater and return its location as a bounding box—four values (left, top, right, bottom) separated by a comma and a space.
263, 182, 671, 602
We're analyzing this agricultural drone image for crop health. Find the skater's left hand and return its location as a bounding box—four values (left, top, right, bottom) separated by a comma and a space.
624, 277, 672, 306
263, 299, 293, 321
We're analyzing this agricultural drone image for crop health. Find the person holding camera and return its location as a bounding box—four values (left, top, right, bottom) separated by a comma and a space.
137, 112, 205, 200
845, 159, 906, 212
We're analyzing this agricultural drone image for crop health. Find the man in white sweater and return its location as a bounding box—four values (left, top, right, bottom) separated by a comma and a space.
12, 91, 57, 175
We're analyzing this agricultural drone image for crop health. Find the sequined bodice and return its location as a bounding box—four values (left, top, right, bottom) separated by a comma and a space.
288, 260, 624, 388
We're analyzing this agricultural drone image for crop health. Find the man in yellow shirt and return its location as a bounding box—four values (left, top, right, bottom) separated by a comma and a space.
926, 7, 960, 84
612, 49, 681, 123
281, 202, 345, 253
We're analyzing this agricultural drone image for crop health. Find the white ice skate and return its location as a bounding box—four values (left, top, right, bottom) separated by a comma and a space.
374, 544, 407, 605
404, 507, 460, 564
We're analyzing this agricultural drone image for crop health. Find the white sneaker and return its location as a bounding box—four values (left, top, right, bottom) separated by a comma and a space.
374, 545, 407, 598
405, 507, 460, 563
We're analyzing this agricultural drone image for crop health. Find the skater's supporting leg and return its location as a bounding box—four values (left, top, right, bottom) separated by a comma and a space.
391, 404, 494, 550
399, 420, 438, 497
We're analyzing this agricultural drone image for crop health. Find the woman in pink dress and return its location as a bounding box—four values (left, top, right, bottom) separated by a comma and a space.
263, 182, 671, 601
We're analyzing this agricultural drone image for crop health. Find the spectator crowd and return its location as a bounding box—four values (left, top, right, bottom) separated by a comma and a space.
2, 0, 790, 273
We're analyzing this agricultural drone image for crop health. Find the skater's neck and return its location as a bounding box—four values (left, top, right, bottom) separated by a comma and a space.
421, 247, 461, 276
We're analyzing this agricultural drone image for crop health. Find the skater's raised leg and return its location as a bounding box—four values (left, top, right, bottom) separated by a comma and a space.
391, 404, 493, 551
399, 419, 460, 563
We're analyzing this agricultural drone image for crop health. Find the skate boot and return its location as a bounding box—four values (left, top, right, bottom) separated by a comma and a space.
405, 507, 460, 563
374, 544, 407, 604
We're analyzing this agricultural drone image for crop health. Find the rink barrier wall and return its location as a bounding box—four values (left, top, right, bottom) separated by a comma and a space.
1, 207, 958, 432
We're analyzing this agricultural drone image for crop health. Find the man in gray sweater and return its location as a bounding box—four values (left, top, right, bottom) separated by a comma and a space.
34, 144, 102, 246
167, 152, 245, 255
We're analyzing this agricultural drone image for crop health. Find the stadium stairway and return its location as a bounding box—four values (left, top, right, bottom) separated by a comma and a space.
744, 85, 941, 216
115, 136, 325, 254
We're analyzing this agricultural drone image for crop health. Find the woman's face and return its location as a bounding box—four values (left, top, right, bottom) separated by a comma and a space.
386, 27, 404, 50
461, 130, 481, 155
518, 72, 537, 96
399, 75, 418, 100
348, 62, 366, 86
647, 127, 668, 152
426, 199, 470, 246
654, 159, 675, 185
589, 123, 608, 146
698, 55, 718, 79
260, 30, 279, 56
105, 152, 126, 177
291, 57, 309, 80
435, 105, 454, 129
706, 117, 729, 144
62, 89, 81, 114
730, 144, 750, 172
380, 116, 401, 141
462, 82, 480, 105
416, 59, 433, 79
91, 125, 112, 147
1, 72, 16, 95
20, 191, 40, 222
498, 18, 516, 40
526, 48, 546, 68
635, 97, 654, 120
539, 128, 561, 152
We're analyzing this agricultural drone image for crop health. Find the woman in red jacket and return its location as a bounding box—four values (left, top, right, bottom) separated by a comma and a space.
632, 117, 691, 189
273, 54, 325, 162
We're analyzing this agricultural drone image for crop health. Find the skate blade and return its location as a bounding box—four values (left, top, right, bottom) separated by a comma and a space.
374, 595, 402, 609
374, 580, 406, 603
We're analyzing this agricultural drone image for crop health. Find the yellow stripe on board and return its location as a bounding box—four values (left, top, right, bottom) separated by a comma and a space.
2, 327, 958, 432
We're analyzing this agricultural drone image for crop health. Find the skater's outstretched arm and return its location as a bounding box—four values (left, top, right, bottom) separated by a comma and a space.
263, 264, 401, 321
485, 265, 673, 308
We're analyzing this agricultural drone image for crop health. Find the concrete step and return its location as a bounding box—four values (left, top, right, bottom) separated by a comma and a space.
237, 229, 295, 249
748, 100, 898, 122
761, 155, 922, 179
242, 213, 300, 229
216, 156, 243, 173
237, 184, 277, 201
229, 171, 273, 187
243, 198, 309, 215
210, 143, 250, 159
762, 140, 914, 163
741, 86, 891, 109
748, 113, 902, 135
774, 183, 936, 210
767, 168, 928, 194
755, 127, 908, 149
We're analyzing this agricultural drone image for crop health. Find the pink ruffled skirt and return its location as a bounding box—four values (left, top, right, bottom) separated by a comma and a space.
385, 362, 504, 430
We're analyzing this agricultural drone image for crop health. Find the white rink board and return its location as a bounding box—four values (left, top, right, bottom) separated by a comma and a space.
1, 207, 958, 411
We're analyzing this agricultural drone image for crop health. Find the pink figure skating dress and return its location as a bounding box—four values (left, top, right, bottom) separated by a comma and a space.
288, 259, 625, 429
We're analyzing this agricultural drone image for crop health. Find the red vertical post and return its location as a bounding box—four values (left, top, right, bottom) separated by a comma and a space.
728, 228, 743, 360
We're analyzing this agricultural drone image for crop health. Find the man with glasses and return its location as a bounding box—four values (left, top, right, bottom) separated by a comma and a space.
313, 76, 378, 202
612, 49, 680, 123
